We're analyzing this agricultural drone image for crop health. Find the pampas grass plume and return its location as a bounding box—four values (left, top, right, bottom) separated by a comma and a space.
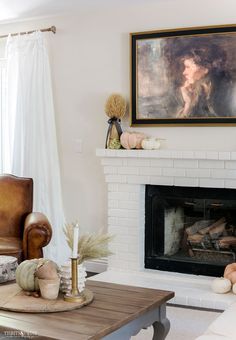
63, 222, 113, 264
105, 93, 126, 118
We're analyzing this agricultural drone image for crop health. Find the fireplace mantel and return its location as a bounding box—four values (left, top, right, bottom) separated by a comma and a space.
96, 148, 236, 310
96, 148, 236, 161
96, 148, 236, 188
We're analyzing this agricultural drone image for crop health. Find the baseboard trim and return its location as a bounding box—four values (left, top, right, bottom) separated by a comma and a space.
84, 258, 108, 274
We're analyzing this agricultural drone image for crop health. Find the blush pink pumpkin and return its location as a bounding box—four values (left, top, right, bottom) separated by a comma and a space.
224, 263, 236, 284
120, 131, 146, 149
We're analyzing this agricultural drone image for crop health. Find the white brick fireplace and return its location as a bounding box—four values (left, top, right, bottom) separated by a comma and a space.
94, 149, 236, 310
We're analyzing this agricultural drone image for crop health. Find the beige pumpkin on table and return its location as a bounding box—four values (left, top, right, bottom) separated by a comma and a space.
36, 260, 59, 280
15, 258, 59, 292
15, 259, 43, 292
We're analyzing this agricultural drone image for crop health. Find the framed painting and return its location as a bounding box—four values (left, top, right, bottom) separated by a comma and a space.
130, 24, 236, 126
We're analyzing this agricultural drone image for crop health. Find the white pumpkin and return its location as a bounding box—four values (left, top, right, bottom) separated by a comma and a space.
141, 138, 161, 150
211, 277, 231, 294
232, 283, 236, 294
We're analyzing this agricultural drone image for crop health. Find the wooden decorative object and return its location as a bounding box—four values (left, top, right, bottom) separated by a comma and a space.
0, 283, 93, 313
0, 281, 174, 340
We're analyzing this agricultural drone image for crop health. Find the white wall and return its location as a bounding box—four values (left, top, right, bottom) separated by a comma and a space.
0, 0, 236, 232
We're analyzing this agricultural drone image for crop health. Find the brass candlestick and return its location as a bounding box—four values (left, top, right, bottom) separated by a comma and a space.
64, 257, 85, 303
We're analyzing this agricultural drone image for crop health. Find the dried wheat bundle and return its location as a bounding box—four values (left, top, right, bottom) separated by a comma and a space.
77, 232, 113, 264
63, 223, 113, 264
105, 93, 126, 118
63, 222, 76, 250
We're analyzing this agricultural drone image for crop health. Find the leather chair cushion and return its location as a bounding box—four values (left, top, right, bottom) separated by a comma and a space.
0, 237, 23, 261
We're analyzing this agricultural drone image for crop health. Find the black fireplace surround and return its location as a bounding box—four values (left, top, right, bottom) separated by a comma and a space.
145, 185, 236, 277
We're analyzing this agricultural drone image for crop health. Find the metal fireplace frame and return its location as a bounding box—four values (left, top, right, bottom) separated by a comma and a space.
145, 185, 236, 277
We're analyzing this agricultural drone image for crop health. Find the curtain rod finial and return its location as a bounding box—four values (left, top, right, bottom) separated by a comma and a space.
51, 26, 56, 34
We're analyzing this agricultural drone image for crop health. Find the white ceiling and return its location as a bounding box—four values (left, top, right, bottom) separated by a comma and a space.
0, 0, 151, 23
0, 0, 90, 23
0, 0, 91, 23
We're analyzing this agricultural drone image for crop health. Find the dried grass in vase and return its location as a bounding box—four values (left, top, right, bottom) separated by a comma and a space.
105, 93, 126, 149
105, 93, 126, 119
63, 222, 113, 264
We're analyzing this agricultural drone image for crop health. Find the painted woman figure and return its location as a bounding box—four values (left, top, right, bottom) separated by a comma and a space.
176, 46, 234, 118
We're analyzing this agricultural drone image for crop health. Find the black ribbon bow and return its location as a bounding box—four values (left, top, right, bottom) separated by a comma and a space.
105, 117, 123, 148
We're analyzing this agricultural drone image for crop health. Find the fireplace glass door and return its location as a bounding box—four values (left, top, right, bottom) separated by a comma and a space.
145, 185, 236, 276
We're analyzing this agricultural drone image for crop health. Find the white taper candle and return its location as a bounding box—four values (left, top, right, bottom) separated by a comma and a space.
72, 224, 79, 258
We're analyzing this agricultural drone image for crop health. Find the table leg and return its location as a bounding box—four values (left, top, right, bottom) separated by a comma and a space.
152, 318, 170, 340
151, 303, 170, 340
102, 303, 171, 340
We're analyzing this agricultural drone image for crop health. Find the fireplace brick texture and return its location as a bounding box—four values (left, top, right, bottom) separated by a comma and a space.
97, 149, 236, 272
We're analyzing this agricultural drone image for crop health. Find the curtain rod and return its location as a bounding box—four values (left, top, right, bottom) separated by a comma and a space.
0, 25, 56, 39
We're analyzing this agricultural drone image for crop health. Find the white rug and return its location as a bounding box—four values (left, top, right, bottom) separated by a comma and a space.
132, 305, 220, 340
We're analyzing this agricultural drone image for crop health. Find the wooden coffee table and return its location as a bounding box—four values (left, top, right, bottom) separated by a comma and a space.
0, 280, 174, 340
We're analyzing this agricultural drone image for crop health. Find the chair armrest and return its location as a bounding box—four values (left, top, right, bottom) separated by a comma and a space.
23, 212, 52, 260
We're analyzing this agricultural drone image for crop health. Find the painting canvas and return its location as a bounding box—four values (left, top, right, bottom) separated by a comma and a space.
130, 25, 236, 126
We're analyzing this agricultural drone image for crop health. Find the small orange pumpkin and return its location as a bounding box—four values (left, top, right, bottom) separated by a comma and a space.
120, 131, 146, 149
224, 263, 236, 284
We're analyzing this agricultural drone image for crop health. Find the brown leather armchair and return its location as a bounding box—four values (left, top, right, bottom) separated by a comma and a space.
0, 174, 52, 263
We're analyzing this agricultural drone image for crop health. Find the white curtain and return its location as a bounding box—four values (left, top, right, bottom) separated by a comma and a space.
4, 31, 70, 264
0, 59, 8, 172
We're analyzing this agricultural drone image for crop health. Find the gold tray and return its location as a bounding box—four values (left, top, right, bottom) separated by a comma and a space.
0, 283, 93, 313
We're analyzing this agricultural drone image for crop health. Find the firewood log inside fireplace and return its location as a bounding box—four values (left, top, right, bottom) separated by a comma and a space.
209, 222, 226, 240
217, 236, 236, 248
186, 220, 214, 235
187, 233, 205, 243
198, 217, 226, 235
186, 217, 235, 251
